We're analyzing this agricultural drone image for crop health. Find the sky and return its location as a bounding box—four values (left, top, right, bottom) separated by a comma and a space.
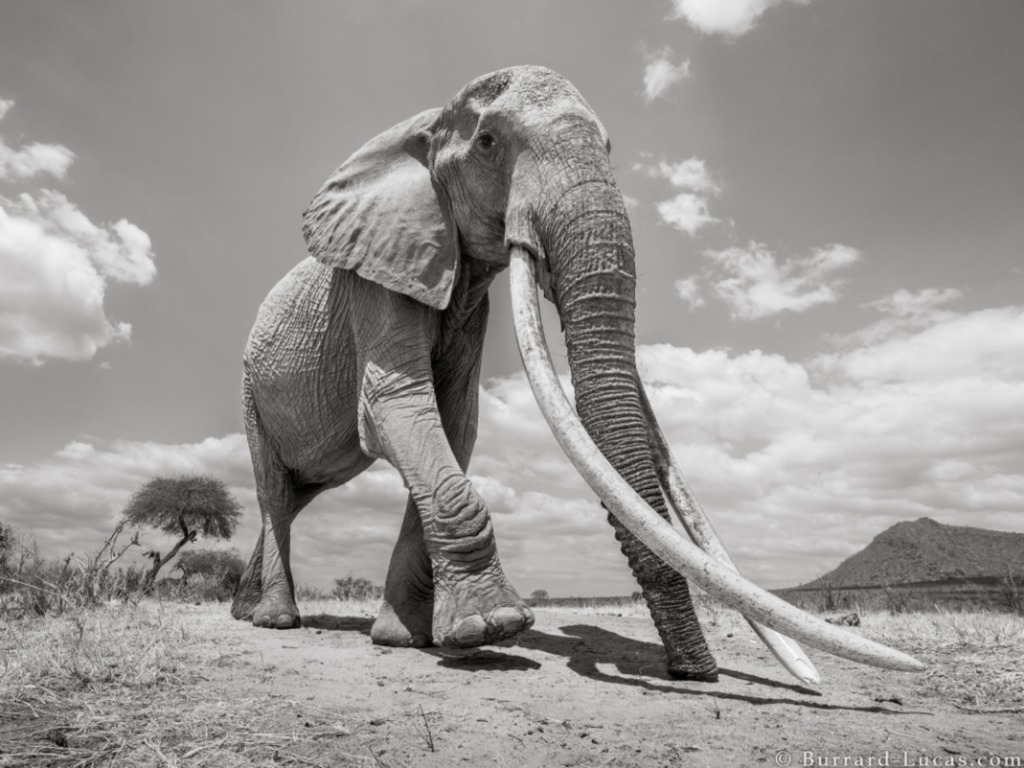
1, 0, 1022, 596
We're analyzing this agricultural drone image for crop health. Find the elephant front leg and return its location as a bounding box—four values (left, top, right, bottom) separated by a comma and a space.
425, 473, 534, 647
360, 362, 533, 648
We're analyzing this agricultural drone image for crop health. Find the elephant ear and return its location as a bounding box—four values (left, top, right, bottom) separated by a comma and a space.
302, 108, 458, 310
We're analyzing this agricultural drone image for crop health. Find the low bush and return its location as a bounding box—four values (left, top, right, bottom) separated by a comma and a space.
332, 575, 384, 602
0, 523, 144, 618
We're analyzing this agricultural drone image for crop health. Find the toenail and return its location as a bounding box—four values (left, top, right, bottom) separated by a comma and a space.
489, 606, 526, 629
453, 615, 487, 646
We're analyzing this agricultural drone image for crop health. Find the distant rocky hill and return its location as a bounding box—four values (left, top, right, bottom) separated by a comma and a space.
797, 517, 1024, 589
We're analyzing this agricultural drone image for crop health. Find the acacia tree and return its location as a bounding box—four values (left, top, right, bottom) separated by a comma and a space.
122, 475, 242, 588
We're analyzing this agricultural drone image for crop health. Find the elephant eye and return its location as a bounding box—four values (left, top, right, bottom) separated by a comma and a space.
476, 131, 496, 151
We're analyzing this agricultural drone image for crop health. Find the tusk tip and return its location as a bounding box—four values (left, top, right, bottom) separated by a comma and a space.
793, 666, 821, 689
863, 651, 928, 674
873, 647, 929, 673
777, 657, 820, 690
900, 657, 929, 673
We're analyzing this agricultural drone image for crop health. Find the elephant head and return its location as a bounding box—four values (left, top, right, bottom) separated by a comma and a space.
301, 66, 924, 681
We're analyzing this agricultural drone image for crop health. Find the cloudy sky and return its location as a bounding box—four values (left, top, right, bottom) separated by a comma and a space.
2, 1, 1022, 596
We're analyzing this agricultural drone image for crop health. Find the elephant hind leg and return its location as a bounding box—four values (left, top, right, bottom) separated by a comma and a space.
231, 528, 264, 621
239, 372, 313, 630
250, 466, 303, 629
371, 496, 434, 647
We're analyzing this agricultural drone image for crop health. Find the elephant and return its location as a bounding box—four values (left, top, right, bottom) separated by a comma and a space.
231, 65, 924, 685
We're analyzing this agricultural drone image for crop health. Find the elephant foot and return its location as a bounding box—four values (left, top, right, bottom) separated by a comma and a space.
371, 600, 434, 647
639, 571, 719, 682
665, 639, 719, 682
252, 592, 301, 629
432, 566, 534, 648
666, 656, 719, 682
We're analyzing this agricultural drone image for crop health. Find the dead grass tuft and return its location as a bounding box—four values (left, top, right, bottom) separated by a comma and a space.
857, 610, 1024, 711
0, 600, 383, 767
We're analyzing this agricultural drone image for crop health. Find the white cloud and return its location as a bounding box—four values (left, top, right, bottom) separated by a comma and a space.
0, 100, 75, 181
656, 193, 718, 237
0, 192, 157, 363
702, 242, 860, 319
868, 287, 962, 319
669, 0, 810, 38
814, 304, 1024, 386
0, 101, 156, 364
643, 47, 691, 102
830, 287, 963, 348
8, 298, 1024, 593
660, 158, 719, 193
635, 156, 719, 194
674, 275, 705, 310
635, 155, 720, 236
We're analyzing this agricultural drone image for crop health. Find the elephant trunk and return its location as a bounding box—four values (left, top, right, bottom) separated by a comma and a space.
538, 180, 719, 680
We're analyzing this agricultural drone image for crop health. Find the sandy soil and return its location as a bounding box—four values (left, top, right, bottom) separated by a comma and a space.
183, 605, 1022, 767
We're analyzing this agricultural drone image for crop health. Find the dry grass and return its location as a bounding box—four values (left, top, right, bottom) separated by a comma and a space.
768, 605, 1024, 711
860, 610, 1024, 712
0, 599, 382, 767
292, 597, 381, 619
3, 596, 1022, 766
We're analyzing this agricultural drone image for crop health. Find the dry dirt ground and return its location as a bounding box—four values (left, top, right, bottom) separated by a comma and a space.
3, 600, 1023, 767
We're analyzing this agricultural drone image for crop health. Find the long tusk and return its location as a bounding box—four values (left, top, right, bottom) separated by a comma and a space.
509, 247, 926, 674
639, 385, 820, 688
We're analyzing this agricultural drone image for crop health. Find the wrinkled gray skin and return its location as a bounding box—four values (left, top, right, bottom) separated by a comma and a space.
232, 66, 718, 680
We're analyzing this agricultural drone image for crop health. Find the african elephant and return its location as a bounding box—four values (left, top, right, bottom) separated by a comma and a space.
231, 66, 924, 684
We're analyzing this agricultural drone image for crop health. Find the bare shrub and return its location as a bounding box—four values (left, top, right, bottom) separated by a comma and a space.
527, 589, 550, 607
294, 582, 333, 601
813, 573, 847, 612
0, 522, 144, 618
174, 548, 245, 600
1001, 568, 1024, 616
332, 575, 384, 602
882, 581, 910, 614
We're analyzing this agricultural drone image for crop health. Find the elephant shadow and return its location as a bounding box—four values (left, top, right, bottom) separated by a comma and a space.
518, 623, 677, 680
517, 624, 915, 714
429, 647, 543, 672
295, 615, 912, 714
